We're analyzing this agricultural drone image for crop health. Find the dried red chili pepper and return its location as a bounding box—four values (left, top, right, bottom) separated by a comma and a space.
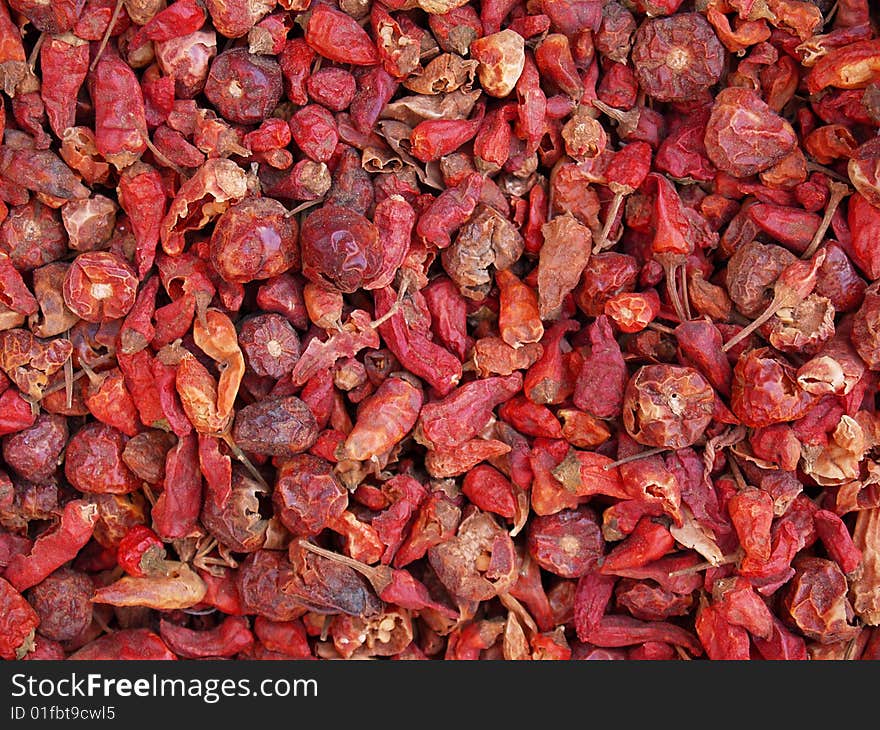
814, 509, 863, 575
805, 39, 880, 94
0, 1, 27, 97
0, 253, 37, 318
40, 36, 90, 141
623, 364, 715, 449
585, 615, 703, 656
599, 517, 675, 573
730, 347, 817, 428
159, 616, 253, 659
150, 433, 201, 540
0, 146, 89, 203
116, 524, 166, 577
373, 287, 462, 397
0, 388, 37, 437
91, 564, 207, 612
90, 53, 148, 171
4, 500, 98, 592
117, 163, 168, 278
130, 0, 207, 51
0, 577, 39, 660
68, 629, 177, 661
0, 0, 877, 664
306, 5, 380, 66
707, 87, 798, 180
338, 375, 423, 462
411, 103, 485, 163
418, 172, 483, 251
160, 158, 248, 256
631, 13, 724, 102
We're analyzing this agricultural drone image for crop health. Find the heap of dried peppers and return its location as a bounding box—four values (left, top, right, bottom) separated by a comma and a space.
0, 0, 879, 661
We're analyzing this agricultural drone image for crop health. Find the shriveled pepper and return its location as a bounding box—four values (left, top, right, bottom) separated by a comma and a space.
4, 500, 99, 592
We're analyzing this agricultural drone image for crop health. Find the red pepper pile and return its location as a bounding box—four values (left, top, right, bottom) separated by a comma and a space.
0, 0, 879, 662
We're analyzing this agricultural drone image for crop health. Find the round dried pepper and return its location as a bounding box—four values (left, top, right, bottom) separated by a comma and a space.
203, 48, 283, 125
62, 251, 138, 322
630, 13, 724, 103
210, 196, 299, 284
622, 364, 715, 449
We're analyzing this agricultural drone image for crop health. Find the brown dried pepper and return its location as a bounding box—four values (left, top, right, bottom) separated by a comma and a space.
538, 214, 592, 320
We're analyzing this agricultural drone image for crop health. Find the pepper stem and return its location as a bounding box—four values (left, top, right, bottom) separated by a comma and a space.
40, 369, 85, 399
666, 551, 742, 577
593, 191, 624, 254
602, 446, 668, 470
822, 1, 839, 30
143, 136, 188, 178
289, 198, 324, 216
800, 181, 849, 260
142, 483, 157, 507
219, 431, 270, 490
78, 360, 105, 387
370, 277, 412, 329
662, 260, 689, 323
370, 300, 402, 329
805, 160, 849, 183
26, 32, 45, 73
63, 337, 74, 410
727, 455, 748, 492
646, 321, 676, 335
591, 98, 627, 125
720, 285, 797, 353
297, 539, 387, 592
90, 0, 126, 72
679, 263, 692, 320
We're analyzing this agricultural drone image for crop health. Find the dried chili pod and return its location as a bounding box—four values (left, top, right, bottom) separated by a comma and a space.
92, 561, 207, 610
428, 508, 518, 602
623, 364, 715, 449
